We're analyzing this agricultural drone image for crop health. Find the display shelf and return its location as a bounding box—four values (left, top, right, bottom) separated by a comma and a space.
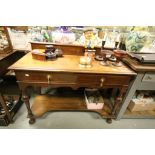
123, 109, 155, 119
123, 90, 155, 119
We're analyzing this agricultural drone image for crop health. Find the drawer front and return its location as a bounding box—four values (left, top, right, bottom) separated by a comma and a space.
142, 73, 155, 82
77, 74, 131, 87
15, 71, 131, 87
15, 71, 77, 84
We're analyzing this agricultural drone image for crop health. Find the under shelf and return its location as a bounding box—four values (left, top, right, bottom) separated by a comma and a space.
31, 94, 112, 118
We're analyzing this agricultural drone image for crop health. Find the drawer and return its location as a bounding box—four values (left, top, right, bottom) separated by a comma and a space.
15, 71, 77, 84
142, 73, 155, 82
77, 74, 131, 87
15, 71, 131, 87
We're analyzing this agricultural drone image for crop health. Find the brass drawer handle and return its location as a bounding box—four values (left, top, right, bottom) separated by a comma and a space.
100, 77, 105, 87
25, 74, 30, 77
47, 74, 52, 84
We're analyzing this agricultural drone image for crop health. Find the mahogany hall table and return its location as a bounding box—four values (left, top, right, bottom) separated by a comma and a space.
9, 52, 136, 124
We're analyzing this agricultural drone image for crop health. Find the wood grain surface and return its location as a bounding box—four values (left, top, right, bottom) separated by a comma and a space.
124, 109, 155, 118
9, 52, 136, 75
31, 95, 112, 118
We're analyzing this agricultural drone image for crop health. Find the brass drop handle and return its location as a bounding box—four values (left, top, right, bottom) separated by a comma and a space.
25, 74, 30, 77
47, 74, 52, 84
100, 77, 105, 87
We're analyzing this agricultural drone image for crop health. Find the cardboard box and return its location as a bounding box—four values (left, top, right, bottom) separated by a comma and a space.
84, 89, 104, 110
128, 99, 155, 112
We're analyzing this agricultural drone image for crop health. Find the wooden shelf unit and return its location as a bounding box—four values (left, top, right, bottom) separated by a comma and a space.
124, 109, 155, 119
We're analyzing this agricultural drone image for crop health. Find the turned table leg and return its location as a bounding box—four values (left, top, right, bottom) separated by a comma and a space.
111, 87, 127, 117
23, 95, 35, 124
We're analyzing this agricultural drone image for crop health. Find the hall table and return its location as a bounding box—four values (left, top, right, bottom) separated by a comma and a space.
9, 52, 136, 124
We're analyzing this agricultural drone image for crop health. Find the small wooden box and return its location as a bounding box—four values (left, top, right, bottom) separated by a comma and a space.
32, 53, 46, 61
128, 99, 155, 112
31, 49, 46, 61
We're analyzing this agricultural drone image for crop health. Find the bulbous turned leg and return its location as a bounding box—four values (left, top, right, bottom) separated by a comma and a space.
106, 118, 112, 124
23, 95, 35, 124
29, 117, 35, 124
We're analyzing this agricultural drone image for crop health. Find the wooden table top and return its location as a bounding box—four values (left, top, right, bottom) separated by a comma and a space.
9, 52, 136, 75
123, 56, 155, 72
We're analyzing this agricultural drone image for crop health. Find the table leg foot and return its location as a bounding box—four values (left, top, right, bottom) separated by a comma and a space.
29, 118, 35, 124
106, 118, 112, 124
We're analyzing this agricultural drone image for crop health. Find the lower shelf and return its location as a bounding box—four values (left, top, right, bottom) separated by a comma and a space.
123, 109, 155, 119
31, 95, 112, 118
